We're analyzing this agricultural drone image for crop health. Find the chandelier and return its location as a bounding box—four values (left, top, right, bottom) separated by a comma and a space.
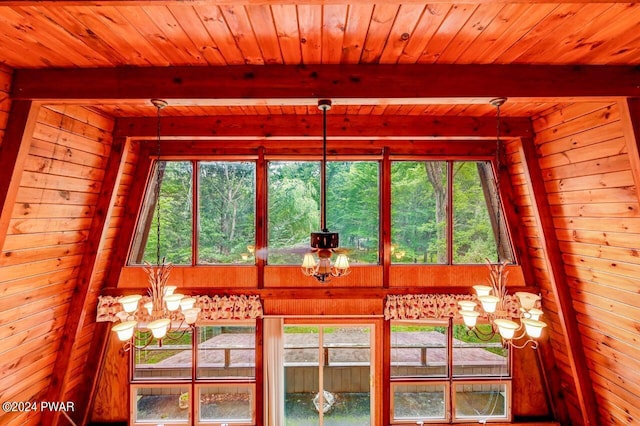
457, 98, 547, 349
111, 99, 200, 347
301, 99, 351, 283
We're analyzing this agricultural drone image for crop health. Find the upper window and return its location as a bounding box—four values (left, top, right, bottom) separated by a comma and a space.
129, 158, 510, 267
130, 161, 193, 265
391, 160, 511, 265
391, 161, 447, 264
198, 161, 256, 264
267, 160, 379, 265
130, 160, 255, 266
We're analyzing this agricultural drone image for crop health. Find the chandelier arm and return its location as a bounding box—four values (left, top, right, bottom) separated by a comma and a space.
466, 325, 498, 342
507, 338, 539, 350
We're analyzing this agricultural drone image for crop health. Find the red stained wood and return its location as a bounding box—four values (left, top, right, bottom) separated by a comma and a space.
12, 65, 640, 102
517, 136, 599, 425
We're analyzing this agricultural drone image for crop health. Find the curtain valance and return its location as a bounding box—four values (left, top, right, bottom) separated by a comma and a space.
384, 293, 519, 320
96, 294, 263, 322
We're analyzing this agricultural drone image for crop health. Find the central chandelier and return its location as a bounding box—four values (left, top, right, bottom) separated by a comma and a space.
111, 99, 200, 348
301, 99, 350, 283
457, 98, 547, 349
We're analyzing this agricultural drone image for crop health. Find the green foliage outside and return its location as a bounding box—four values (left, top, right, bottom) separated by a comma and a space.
136, 159, 502, 266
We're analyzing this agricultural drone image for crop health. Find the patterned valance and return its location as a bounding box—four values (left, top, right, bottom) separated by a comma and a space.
384, 293, 520, 320
96, 294, 263, 322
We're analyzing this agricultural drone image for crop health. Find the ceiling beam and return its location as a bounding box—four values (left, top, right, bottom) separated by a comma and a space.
516, 137, 599, 426
115, 114, 533, 139
0, 101, 40, 251
12, 65, 640, 102
0, 0, 634, 6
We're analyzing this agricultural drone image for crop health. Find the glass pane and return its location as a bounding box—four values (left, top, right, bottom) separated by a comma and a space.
134, 385, 190, 423
392, 383, 447, 421
198, 384, 254, 423
321, 326, 371, 426
391, 322, 448, 377
197, 325, 256, 379
133, 329, 193, 380
131, 161, 193, 265
454, 382, 509, 420
452, 324, 509, 377
453, 161, 502, 263
391, 161, 447, 264
198, 161, 256, 264
284, 325, 320, 425
326, 162, 379, 264
268, 161, 320, 265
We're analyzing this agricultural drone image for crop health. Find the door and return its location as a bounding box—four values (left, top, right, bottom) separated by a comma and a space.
283, 324, 373, 426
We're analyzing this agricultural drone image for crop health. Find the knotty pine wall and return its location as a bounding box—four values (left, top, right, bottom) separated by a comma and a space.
530, 102, 640, 425
0, 103, 115, 426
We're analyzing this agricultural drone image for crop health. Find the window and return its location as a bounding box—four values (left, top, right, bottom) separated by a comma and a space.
390, 320, 511, 423
391, 160, 512, 265
131, 323, 257, 426
128, 158, 511, 268
453, 161, 502, 263
268, 161, 379, 265
130, 160, 255, 266
391, 161, 447, 264
198, 162, 256, 264
131, 161, 193, 265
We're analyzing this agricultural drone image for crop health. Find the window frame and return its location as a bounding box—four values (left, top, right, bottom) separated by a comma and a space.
130, 321, 258, 426
389, 318, 513, 424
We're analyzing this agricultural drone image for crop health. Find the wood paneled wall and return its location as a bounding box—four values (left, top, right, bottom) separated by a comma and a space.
0, 66, 10, 148
531, 102, 640, 425
0, 104, 115, 426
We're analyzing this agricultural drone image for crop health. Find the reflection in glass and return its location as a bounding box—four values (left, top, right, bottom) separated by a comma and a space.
198, 384, 254, 423
134, 385, 190, 423
454, 382, 508, 420
452, 324, 509, 377
392, 383, 447, 421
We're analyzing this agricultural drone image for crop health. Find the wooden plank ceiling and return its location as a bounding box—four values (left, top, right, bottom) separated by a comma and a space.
1, 1, 639, 117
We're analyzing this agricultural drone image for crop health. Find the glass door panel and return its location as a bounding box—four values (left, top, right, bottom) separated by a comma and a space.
284, 325, 372, 426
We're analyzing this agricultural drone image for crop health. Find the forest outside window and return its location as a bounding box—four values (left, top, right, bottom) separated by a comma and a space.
267, 160, 379, 265
129, 160, 255, 266
128, 158, 511, 268
391, 160, 511, 265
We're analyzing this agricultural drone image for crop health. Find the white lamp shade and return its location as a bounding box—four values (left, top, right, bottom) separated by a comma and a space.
515, 292, 541, 310
180, 297, 196, 311
143, 302, 153, 315
112, 320, 137, 341
460, 310, 480, 327
164, 294, 184, 311
522, 318, 547, 338
148, 318, 171, 339
457, 300, 477, 311
183, 307, 200, 325
473, 285, 493, 297
164, 285, 177, 296
119, 295, 142, 313
302, 253, 317, 269
478, 295, 500, 313
334, 254, 350, 271
527, 308, 544, 321
494, 318, 519, 340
